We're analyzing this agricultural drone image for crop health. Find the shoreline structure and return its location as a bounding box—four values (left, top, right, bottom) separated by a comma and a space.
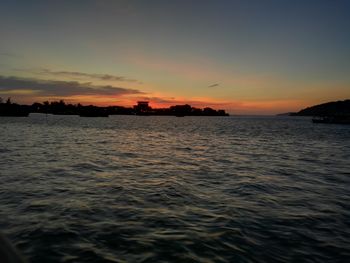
0, 99, 229, 117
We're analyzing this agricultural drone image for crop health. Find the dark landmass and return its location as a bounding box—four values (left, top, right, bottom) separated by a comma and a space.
0, 98, 29, 117
275, 100, 350, 117
287, 99, 350, 124
276, 100, 350, 117
292, 100, 350, 116
0, 98, 229, 117
291, 99, 350, 116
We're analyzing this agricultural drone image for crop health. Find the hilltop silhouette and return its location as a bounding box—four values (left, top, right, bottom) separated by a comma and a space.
291, 99, 350, 116
283, 99, 350, 124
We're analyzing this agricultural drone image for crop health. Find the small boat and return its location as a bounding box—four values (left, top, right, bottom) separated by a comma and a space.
312, 115, 350, 124
312, 116, 328, 123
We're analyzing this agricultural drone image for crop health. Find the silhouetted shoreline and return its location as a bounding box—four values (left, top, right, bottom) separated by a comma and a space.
0, 98, 229, 117
0, 98, 29, 117
280, 99, 350, 124
291, 99, 350, 117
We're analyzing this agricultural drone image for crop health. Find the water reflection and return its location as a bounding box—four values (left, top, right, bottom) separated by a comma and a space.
0, 115, 349, 262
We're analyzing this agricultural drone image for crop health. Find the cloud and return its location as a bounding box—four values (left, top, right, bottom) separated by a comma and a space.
0, 75, 308, 113
208, 83, 219, 88
18, 68, 139, 83
0, 52, 20, 58
0, 76, 144, 97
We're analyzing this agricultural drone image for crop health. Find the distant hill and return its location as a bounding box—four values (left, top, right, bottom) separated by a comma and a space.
292, 100, 350, 116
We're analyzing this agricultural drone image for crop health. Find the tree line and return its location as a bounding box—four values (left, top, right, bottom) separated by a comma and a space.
0, 98, 229, 117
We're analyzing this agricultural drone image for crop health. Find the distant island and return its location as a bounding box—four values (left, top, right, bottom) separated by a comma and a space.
279, 99, 350, 124
0, 98, 229, 117
291, 99, 350, 117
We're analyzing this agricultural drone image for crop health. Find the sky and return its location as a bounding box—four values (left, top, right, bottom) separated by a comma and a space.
0, 0, 349, 114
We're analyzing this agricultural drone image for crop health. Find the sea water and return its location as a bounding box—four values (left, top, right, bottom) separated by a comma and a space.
0, 115, 349, 262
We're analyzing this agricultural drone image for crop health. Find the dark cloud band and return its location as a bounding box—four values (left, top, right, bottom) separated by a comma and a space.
20, 68, 139, 83
0, 76, 144, 97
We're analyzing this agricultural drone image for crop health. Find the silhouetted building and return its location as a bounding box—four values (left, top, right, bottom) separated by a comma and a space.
170, 104, 192, 117
134, 101, 151, 115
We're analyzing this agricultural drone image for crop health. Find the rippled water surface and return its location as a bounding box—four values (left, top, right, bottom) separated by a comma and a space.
0, 115, 349, 262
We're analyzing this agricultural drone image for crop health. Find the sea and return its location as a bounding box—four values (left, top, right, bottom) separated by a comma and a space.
0, 114, 349, 263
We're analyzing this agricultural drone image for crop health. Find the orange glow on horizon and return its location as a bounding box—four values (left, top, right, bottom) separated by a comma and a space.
19, 94, 313, 115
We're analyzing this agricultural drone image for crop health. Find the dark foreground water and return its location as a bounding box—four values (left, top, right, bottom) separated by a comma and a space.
0, 115, 349, 263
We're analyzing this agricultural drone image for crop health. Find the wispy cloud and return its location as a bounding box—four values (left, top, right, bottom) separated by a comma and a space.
0, 52, 20, 58
208, 83, 219, 88
0, 76, 144, 97
0, 76, 312, 114
16, 68, 140, 83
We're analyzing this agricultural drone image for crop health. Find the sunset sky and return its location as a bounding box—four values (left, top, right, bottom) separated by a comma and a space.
0, 0, 349, 114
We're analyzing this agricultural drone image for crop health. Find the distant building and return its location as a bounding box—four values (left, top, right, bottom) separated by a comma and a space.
137, 101, 149, 108
134, 101, 151, 114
